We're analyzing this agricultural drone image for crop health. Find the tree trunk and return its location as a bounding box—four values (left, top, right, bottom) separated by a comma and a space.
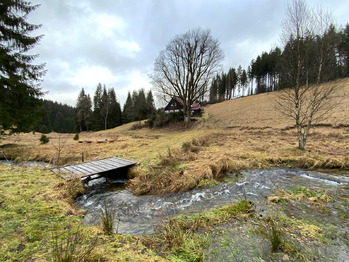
298, 135, 306, 150
184, 113, 191, 126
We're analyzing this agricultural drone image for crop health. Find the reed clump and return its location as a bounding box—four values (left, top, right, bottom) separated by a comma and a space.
51, 227, 99, 262
99, 201, 117, 235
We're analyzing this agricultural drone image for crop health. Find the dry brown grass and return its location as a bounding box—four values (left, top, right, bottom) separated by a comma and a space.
208, 78, 349, 130
1, 79, 349, 195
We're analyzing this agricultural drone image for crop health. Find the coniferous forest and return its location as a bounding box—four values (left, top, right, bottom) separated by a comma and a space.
209, 23, 349, 103
34, 100, 75, 134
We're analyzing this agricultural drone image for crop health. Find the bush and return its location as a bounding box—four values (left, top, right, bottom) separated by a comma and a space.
40, 134, 49, 144
73, 133, 79, 140
147, 111, 184, 128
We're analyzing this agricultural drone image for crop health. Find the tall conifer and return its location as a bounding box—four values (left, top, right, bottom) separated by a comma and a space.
0, 0, 46, 134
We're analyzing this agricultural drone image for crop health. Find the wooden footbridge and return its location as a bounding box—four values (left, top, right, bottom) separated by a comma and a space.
51, 157, 138, 181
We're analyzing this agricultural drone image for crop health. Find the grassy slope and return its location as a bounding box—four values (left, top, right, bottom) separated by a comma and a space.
209, 77, 349, 129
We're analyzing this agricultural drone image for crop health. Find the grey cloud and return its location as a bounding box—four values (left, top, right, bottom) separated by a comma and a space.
26, 0, 349, 107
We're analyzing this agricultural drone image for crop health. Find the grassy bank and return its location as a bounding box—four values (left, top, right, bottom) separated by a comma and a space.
0, 164, 165, 261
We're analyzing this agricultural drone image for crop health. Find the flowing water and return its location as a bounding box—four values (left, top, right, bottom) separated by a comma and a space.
75, 168, 349, 235
0, 159, 51, 168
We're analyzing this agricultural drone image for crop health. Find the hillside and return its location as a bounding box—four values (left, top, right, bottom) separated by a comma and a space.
1, 79, 349, 261
208, 78, 349, 130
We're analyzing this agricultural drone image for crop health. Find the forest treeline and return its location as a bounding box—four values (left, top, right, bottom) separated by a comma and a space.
75, 84, 155, 132
35, 83, 156, 133
35, 23, 349, 133
34, 100, 75, 133
210, 23, 349, 102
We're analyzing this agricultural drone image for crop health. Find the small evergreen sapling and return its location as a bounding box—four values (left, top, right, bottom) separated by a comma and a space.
40, 134, 49, 144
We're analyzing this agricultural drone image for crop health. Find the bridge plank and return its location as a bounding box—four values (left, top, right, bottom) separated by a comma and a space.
51, 157, 138, 179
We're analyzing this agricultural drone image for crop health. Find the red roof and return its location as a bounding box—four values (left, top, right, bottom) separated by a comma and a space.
191, 102, 204, 111
174, 98, 204, 112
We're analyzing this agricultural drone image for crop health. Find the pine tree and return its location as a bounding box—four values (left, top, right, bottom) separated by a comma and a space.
0, 0, 46, 134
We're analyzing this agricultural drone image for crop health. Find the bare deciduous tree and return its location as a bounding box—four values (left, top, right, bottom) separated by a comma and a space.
276, 0, 343, 150
150, 28, 224, 125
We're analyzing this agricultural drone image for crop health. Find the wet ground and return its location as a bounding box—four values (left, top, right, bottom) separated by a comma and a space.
75, 168, 349, 261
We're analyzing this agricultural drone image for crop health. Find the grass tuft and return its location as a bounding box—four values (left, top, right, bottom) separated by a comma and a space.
51, 228, 99, 262
99, 201, 116, 235
143, 200, 253, 260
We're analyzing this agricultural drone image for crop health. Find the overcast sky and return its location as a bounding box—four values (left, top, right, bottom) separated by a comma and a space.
28, 0, 349, 108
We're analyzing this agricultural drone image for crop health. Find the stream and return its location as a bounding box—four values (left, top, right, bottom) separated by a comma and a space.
0, 159, 51, 168
75, 168, 349, 235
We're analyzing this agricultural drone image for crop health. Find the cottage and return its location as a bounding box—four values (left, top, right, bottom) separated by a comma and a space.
163, 97, 204, 116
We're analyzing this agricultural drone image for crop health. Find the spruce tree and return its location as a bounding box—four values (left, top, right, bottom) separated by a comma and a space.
92, 83, 103, 130
122, 91, 134, 123
339, 24, 349, 77
227, 67, 238, 99
0, 0, 46, 134
53, 111, 64, 133
76, 88, 92, 131
108, 88, 122, 128
209, 74, 219, 103
145, 90, 155, 118
100, 85, 111, 130
240, 69, 248, 96
137, 89, 146, 122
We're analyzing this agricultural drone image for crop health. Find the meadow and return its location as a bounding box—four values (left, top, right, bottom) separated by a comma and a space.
1, 78, 349, 261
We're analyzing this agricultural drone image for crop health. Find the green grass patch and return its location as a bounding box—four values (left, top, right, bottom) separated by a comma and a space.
0, 165, 160, 262
143, 200, 253, 261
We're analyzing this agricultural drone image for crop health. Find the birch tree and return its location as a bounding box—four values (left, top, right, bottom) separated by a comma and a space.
276, 0, 342, 150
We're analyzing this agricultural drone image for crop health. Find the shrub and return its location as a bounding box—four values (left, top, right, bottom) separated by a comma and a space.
73, 133, 79, 140
130, 122, 147, 130
40, 134, 49, 144
147, 111, 184, 128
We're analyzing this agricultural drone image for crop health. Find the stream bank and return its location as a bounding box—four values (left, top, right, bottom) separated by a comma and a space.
75, 167, 349, 260
76, 168, 349, 232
